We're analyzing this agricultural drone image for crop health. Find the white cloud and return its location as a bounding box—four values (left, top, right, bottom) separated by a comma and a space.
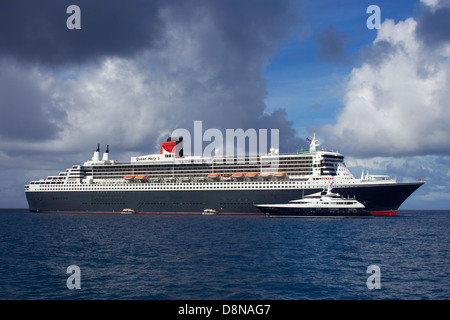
421, 0, 440, 7
318, 17, 450, 157
54, 57, 175, 149
421, 0, 450, 9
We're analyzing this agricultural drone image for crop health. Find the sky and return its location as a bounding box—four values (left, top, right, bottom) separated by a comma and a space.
1, 0, 449, 209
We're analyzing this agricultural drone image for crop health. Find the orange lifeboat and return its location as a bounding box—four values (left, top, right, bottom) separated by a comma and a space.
232, 173, 244, 180
260, 172, 273, 179
273, 172, 287, 179
207, 173, 220, 180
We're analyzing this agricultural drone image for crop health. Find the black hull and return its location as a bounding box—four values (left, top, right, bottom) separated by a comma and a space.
257, 206, 371, 218
25, 181, 424, 215
333, 181, 424, 215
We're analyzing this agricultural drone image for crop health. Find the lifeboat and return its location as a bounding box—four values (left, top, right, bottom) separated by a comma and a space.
124, 175, 135, 182
207, 173, 220, 180
245, 173, 259, 179
202, 209, 218, 215
260, 172, 273, 180
134, 175, 147, 182
231, 173, 244, 180
273, 172, 287, 179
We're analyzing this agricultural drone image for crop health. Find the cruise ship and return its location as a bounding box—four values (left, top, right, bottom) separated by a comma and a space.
25, 135, 424, 215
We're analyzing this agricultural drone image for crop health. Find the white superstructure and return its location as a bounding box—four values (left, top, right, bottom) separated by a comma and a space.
25, 135, 396, 194
24, 134, 424, 215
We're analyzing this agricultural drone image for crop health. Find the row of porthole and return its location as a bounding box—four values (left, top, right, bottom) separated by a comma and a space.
35, 185, 302, 191
32, 179, 355, 191
36, 180, 301, 188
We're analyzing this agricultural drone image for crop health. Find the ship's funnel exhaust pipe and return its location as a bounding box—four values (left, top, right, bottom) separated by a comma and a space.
175, 137, 183, 158
160, 137, 184, 158
102, 145, 109, 161
92, 144, 100, 162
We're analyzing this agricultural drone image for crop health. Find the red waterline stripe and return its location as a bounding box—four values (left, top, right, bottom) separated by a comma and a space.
219, 212, 263, 215
370, 210, 397, 216
41, 211, 120, 214
137, 212, 263, 215
138, 212, 200, 215
39, 211, 263, 215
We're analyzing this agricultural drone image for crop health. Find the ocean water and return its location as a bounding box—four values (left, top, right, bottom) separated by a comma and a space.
0, 209, 448, 300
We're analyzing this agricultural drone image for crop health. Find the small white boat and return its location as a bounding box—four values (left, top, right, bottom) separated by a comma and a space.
121, 208, 136, 214
202, 209, 218, 215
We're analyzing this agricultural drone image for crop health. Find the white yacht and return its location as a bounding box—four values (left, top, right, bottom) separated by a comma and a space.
256, 185, 371, 217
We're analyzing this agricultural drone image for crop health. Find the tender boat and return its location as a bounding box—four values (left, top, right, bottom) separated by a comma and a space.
256, 185, 371, 218
202, 209, 218, 215
121, 208, 136, 214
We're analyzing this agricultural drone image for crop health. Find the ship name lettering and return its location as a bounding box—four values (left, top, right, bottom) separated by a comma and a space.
136, 157, 156, 161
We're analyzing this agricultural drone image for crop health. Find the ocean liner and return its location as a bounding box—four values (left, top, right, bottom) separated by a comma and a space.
25, 135, 424, 215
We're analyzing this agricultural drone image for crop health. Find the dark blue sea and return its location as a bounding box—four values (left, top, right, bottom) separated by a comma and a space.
0, 209, 448, 300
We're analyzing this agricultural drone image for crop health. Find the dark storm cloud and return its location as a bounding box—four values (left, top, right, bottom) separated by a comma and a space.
0, 61, 65, 141
416, 5, 450, 47
315, 25, 350, 65
0, 0, 305, 151
0, 0, 168, 66
145, 0, 306, 152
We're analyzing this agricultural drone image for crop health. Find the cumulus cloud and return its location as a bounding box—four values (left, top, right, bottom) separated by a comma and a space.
318, 17, 450, 157
420, 0, 450, 9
